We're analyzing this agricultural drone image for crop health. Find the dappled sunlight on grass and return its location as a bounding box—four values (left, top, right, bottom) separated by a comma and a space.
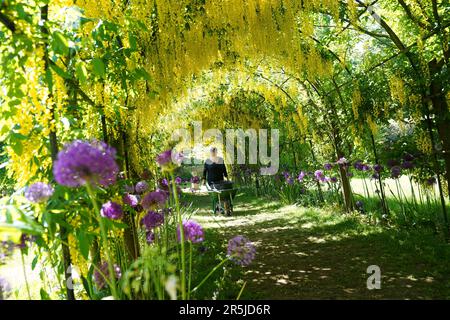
185, 191, 450, 299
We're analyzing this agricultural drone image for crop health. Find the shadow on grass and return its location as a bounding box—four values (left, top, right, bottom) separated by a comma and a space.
187, 191, 450, 300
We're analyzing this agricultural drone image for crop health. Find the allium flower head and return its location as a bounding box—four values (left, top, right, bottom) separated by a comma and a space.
141, 189, 168, 210
122, 193, 139, 207
156, 149, 183, 172
53, 140, 118, 187
24, 182, 54, 203
336, 157, 348, 165
353, 160, 363, 171
324, 163, 333, 170
391, 166, 402, 179
146, 231, 155, 244
401, 161, 414, 170
373, 164, 383, 173
94, 262, 121, 289
355, 200, 364, 209
387, 159, 399, 169
426, 177, 437, 186
314, 170, 326, 182
135, 181, 149, 194
177, 220, 204, 243
141, 169, 151, 180
17, 233, 35, 249
0, 276, 11, 298
190, 176, 200, 184
175, 176, 182, 184
297, 171, 306, 182
227, 235, 256, 266
100, 201, 123, 220
141, 210, 164, 230
403, 153, 415, 162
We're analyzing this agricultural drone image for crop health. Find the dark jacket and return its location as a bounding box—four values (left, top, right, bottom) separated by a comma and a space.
203, 158, 228, 184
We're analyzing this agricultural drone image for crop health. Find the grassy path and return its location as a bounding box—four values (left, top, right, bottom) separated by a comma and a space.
187, 190, 450, 299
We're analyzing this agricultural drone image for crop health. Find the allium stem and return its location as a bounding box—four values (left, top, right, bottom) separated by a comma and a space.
191, 257, 229, 294
21, 250, 32, 300
188, 241, 193, 299
171, 173, 186, 300
85, 183, 118, 299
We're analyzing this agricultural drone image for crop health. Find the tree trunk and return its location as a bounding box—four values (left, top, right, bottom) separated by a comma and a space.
41, 4, 75, 300
336, 150, 354, 212
430, 74, 450, 199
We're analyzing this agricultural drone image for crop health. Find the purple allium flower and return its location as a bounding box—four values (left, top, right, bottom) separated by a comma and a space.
227, 235, 256, 266
401, 161, 414, 170
141, 190, 168, 210
286, 177, 294, 185
141, 169, 151, 180
146, 231, 155, 244
391, 166, 402, 179
100, 201, 123, 220
355, 200, 364, 209
373, 164, 383, 173
426, 177, 437, 186
177, 220, 204, 243
0, 276, 11, 298
324, 163, 333, 170
175, 176, 182, 185
387, 159, 399, 169
156, 149, 172, 166
122, 193, 139, 207
403, 153, 415, 162
346, 171, 354, 177
141, 210, 164, 230
353, 160, 363, 171
314, 170, 326, 182
94, 262, 121, 289
156, 149, 183, 171
135, 181, 149, 194
297, 171, 306, 182
330, 177, 338, 183
160, 178, 169, 187
336, 157, 348, 165
190, 176, 200, 184
124, 185, 135, 193
17, 233, 35, 249
24, 182, 54, 203
53, 140, 119, 187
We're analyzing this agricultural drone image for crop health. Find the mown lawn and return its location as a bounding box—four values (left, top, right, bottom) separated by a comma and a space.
186, 190, 450, 300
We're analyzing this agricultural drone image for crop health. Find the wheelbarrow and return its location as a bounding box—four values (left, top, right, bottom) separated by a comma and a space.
206, 181, 238, 216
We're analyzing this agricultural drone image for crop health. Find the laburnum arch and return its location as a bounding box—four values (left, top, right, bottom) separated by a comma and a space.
1, 0, 344, 185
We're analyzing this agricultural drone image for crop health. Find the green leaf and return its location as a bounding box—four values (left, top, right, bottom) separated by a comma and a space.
10, 140, 23, 156
76, 62, 88, 83
52, 31, 69, 56
135, 68, 151, 81
40, 288, 52, 300
32, 255, 39, 270
50, 62, 70, 79
77, 230, 92, 260
92, 58, 106, 78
